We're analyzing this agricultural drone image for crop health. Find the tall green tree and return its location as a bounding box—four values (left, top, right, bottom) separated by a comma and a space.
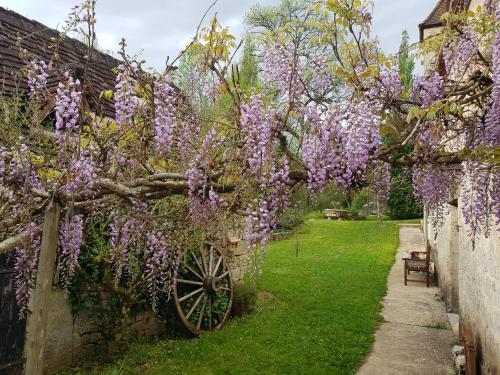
387, 30, 422, 220
398, 30, 415, 96
238, 39, 260, 92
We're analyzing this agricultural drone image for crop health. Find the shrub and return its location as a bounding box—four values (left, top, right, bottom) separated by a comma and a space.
232, 282, 258, 317
351, 189, 369, 213
276, 207, 304, 230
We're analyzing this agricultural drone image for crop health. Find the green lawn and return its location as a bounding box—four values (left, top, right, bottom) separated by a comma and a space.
64, 219, 401, 375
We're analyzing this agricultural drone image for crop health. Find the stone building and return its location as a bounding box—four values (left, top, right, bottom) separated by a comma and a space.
419, 1, 500, 373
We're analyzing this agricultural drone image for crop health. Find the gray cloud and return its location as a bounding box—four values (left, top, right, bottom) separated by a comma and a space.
1, 0, 438, 70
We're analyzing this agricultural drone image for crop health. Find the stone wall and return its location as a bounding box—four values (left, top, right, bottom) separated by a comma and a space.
211, 214, 252, 284
40, 221, 252, 373
427, 205, 460, 313
42, 289, 164, 373
425, 193, 500, 374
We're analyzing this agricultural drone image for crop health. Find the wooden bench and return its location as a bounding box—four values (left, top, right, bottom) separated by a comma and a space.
403, 244, 432, 287
324, 209, 348, 220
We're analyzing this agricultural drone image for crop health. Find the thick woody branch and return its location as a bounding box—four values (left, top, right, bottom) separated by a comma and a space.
0, 228, 43, 255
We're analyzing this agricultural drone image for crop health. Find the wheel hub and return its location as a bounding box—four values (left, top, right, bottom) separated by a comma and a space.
204, 276, 221, 293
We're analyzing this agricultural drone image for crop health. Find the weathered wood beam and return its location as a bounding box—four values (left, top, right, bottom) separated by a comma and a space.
24, 202, 61, 375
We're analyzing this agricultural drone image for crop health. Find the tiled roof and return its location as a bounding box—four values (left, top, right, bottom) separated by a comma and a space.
0, 6, 120, 117
419, 0, 472, 40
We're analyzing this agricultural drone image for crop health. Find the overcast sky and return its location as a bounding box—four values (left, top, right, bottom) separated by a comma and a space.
0, 0, 437, 70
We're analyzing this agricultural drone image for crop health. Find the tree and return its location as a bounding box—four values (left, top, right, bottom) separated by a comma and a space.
398, 30, 415, 96
1, 0, 498, 319
387, 31, 422, 220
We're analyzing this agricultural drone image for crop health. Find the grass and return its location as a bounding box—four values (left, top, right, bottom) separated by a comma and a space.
59, 219, 402, 375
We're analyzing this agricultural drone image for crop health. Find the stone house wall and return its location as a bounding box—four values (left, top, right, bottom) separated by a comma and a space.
420, 1, 500, 372
425, 191, 500, 374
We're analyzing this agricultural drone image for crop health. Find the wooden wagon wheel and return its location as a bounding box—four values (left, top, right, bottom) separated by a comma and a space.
174, 243, 233, 335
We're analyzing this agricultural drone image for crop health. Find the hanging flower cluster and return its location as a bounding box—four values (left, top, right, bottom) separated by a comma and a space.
371, 161, 391, 204
240, 96, 291, 250
59, 215, 84, 288
240, 96, 274, 174
177, 116, 202, 160
342, 99, 382, 184
412, 74, 444, 108
55, 72, 81, 143
62, 154, 96, 193
262, 40, 303, 98
109, 204, 178, 309
110, 203, 147, 277
0, 148, 5, 194
301, 101, 354, 191
186, 129, 225, 224
309, 55, 334, 94
412, 165, 455, 227
245, 158, 290, 251
369, 66, 402, 100
461, 161, 499, 238
485, 7, 500, 147
26, 59, 49, 99
14, 223, 41, 318
443, 26, 479, 77
8, 144, 42, 191
115, 63, 141, 128
145, 223, 178, 311
154, 82, 177, 155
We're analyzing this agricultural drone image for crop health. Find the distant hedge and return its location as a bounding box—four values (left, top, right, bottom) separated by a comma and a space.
388, 166, 422, 220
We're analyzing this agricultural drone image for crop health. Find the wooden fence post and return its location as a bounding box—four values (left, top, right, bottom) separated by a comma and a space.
24, 202, 61, 375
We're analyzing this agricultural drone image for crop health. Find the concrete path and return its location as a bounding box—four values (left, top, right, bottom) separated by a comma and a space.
357, 224, 456, 375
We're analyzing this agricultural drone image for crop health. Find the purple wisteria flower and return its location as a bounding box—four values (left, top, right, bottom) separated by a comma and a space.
262, 40, 304, 99
371, 161, 391, 203
412, 165, 455, 228
484, 7, 500, 147
26, 59, 49, 99
240, 96, 274, 174
115, 63, 141, 128
14, 222, 41, 318
412, 74, 443, 108
62, 154, 96, 193
55, 72, 81, 143
59, 215, 84, 288
443, 26, 479, 77
154, 82, 176, 155
186, 128, 225, 224
0, 147, 5, 195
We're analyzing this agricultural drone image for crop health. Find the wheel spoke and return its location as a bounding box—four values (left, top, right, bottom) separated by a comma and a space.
179, 287, 204, 303
197, 295, 207, 331
213, 255, 223, 276
185, 292, 205, 320
185, 264, 204, 281
176, 279, 203, 286
219, 270, 230, 279
190, 251, 206, 276
208, 294, 212, 330
201, 250, 209, 276
208, 245, 213, 275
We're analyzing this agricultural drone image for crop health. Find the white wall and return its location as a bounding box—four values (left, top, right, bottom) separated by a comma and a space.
425, 192, 500, 374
